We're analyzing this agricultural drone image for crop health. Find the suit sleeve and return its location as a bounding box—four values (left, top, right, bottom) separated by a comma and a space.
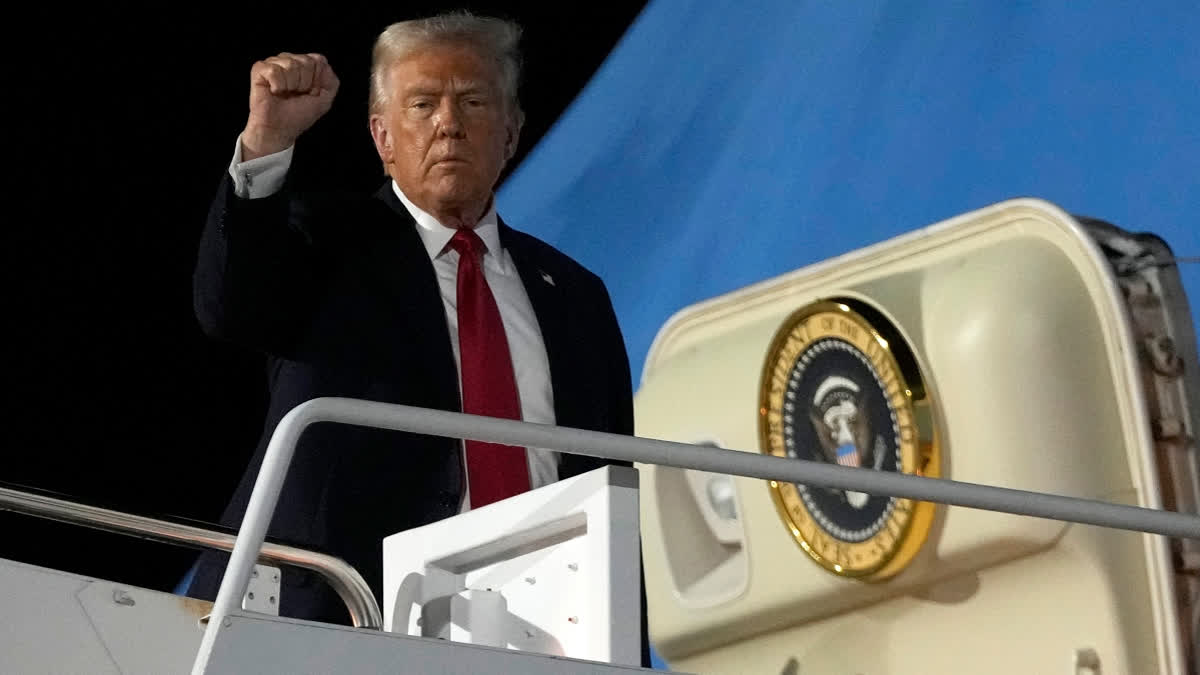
192, 174, 322, 357
595, 277, 650, 670
606, 287, 635, 438
594, 277, 635, 437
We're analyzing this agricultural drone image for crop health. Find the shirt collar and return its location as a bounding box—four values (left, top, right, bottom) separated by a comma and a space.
391, 181, 502, 263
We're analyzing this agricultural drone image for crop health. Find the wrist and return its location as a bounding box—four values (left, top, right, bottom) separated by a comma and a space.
240, 125, 295, 161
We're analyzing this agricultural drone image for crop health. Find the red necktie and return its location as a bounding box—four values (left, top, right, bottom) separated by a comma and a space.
449, 228, 531, 508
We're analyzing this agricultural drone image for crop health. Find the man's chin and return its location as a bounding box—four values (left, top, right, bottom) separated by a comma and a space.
429, 188, 481, 207
428, 177, 487, 199
420, 187, 491, 221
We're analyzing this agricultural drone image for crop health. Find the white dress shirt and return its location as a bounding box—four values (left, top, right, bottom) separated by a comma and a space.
228, 137, 560, 512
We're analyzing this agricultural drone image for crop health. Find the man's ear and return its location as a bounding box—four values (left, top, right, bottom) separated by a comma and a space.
503, 117, 522, 162
504, 131, 516, 161
368, 115, 391, 164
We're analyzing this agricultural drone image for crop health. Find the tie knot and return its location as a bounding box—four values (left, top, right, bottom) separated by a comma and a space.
449, 228, 485, 260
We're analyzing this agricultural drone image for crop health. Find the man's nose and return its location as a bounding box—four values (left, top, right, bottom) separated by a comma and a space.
434, 100, 466, 138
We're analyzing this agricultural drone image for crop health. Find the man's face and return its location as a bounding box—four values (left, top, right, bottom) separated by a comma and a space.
370, 42, 518, 222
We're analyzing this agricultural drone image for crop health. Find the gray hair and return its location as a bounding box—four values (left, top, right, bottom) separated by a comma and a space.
369, 11, 525, 127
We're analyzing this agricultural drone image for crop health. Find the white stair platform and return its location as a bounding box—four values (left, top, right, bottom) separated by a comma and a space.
205, 610, 664, 674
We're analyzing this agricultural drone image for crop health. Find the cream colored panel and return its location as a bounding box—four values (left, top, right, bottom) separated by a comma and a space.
636, 199, 1179, 672
672, 522, 1156, 675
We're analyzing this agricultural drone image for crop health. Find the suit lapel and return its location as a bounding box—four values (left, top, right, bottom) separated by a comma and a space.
361, 184, 460, 408
365, 184, 446, 316
500, 221, 577, 427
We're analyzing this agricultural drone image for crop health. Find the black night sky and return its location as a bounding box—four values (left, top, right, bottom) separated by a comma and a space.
7, 1, 647, 592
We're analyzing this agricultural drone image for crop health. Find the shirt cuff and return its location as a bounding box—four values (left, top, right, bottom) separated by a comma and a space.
228, 134, 294, 199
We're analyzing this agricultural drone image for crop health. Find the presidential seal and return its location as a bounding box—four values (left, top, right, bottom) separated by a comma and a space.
759, 301, 940, 580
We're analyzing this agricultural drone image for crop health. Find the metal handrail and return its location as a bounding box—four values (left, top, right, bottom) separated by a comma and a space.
0, 485, 382, 630
193, 396, 1200, 674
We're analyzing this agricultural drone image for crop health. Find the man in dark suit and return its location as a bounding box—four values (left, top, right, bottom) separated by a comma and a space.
187, 11, 635, 635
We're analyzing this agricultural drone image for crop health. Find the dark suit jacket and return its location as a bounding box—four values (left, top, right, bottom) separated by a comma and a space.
188, 175, 634, 626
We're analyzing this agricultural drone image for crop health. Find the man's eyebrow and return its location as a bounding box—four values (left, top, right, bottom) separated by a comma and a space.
401, 82, 495, 98
400, 85, 440, 97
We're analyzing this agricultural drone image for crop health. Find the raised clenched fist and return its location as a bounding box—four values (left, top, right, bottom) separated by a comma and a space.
241, 52, 340, 160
